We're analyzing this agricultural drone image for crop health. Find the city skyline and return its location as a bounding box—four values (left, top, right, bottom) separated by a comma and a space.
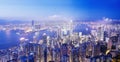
0, 0, 120, 21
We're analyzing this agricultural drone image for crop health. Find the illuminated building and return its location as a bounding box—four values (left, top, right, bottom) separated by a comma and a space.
97, 27, 104, 41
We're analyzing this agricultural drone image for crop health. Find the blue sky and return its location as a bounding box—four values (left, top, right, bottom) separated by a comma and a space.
0, 0, 120, 20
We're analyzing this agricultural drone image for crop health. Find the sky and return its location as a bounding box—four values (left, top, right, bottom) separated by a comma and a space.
0, 0, 120, 21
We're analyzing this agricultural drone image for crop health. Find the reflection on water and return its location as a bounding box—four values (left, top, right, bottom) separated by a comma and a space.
0, 24, 91, 49
0, 30, 19, 49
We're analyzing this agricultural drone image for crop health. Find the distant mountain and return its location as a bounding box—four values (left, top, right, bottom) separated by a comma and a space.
110, 21, 120, 24
0, 19, 30, 25
0, 19, 9, 25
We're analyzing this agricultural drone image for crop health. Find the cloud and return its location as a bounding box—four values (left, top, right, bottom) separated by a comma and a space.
47, 15, 71, 21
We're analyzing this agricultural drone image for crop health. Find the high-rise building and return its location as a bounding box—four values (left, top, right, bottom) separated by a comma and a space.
97, 27, 104, 41
31, 20, 35, 31
32, 20, 34, 26
104, 31, 108, 41
69, 20, 73, 35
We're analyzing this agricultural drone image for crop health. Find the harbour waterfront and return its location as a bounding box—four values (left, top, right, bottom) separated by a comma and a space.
0, 20, 120, 62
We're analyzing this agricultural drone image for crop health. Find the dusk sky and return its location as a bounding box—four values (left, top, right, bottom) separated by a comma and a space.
0, 0, 120, 21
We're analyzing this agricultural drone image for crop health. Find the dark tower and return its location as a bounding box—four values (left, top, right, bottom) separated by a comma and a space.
32, 20, 34, 26
32, 20, 35, 31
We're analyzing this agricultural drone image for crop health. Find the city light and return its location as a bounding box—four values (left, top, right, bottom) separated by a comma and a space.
0, 0, 120, 62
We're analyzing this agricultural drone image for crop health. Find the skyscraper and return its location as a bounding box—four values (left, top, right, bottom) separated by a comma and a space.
32, 20, 35, 31
97, 27, 104, 41
32, 20, 34, 26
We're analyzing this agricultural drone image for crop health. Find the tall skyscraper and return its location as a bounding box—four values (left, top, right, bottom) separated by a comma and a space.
97, 27, 104, 41
32, 20, 34, 26
31, 20, 35, 31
